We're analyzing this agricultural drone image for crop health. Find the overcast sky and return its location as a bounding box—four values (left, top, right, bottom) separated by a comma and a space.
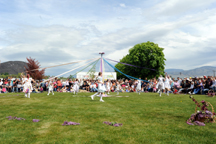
0, 0, 216, 76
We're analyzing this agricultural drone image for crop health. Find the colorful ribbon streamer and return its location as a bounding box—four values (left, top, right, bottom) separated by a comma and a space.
41, 58, 100, 83
26, 58, 98, 72
103, 58, 149, 83
105, 58, 160, 72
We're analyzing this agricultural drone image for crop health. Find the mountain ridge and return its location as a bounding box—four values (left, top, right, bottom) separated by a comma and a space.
0, 61, 27, 75
165, 66, 216, 78
0, 61, 216, 77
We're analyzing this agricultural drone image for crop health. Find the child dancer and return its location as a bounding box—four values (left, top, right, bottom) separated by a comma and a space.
136, 78, 142, 95
156, 75, 165, 97
164, 73, 171, 96
90, 72, 105, 102
73, 79, 79, 94
23, 74, 33, 98
106, 79, 111, 94
116, 81, 121, 95
47, 80, 54, 95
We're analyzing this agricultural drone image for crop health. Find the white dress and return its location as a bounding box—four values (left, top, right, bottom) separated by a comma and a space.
156, 77, 164, 90
98, 76, 106, 93
73, 81, 79, 93
48, 82, 53, 91
164, 77, 171, 89
136, 80, 141, 91
116, 84, 120, 91
106, 82, 111, 91
23, 78, 33, 93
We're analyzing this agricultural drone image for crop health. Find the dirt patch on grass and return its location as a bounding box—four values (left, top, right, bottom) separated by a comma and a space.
38, 122, 59, 129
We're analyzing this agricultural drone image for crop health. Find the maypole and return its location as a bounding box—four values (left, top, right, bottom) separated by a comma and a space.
99, 52, 105, 81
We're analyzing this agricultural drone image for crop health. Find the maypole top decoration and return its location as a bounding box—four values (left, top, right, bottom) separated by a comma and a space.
99, 52, 105, 72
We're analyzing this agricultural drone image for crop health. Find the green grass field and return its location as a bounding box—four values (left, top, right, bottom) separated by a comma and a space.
0, 92, 216, 144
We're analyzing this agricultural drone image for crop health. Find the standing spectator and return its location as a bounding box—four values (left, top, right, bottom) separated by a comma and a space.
57, 79, 62, 89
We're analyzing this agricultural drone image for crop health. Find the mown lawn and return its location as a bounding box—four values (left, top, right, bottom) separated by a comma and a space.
0, 92, 216, 144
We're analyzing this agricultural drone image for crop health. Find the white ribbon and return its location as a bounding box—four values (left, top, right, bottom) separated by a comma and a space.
26, 58, 98, 72
41, 58, 100, 83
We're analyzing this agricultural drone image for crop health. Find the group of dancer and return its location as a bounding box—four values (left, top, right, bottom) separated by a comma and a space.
20, 73, 83, 98
156, 73, 171, 97
20, 71, 171, 99
21, 73, 34, 98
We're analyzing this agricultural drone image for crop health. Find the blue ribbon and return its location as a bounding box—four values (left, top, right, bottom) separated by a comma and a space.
103, 58, 149, 83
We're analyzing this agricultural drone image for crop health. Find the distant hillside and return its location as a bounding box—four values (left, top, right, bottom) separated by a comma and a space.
165, 66, 216, 78
0, 61, 27, 75
165, 69, 184, 73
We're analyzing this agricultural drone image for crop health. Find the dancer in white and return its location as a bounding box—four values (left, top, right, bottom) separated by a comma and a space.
47, 80, 54, 96
164, 73, 171, 96
156, 75, 165, 97
91, 72, 105, 102
21, 73, 26, 96
73, 79, 79, 94
106, 79, 111, 94
136, 78, 142, 95
22, 74, 34, 98
116, 81, 121, 95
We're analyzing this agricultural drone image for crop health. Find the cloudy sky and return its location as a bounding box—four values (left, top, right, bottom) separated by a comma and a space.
0, 0, 216, 76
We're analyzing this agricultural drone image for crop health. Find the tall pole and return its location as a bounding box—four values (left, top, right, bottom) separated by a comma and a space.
99, 52, 105, 82
99, 52, 105, 72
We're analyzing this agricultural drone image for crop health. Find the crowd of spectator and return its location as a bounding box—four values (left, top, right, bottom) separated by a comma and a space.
0, 75, 216, 94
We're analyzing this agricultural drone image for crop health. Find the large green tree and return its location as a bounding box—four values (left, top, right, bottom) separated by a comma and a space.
115, 41, 166, 79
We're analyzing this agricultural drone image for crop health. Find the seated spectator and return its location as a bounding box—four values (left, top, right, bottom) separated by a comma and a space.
173, 88, 179, 94
173, 80, 180, 89
178, 81, 185, 93
91, 82, 97, 92
17, 82, 22, 92
193, 81, 201, 94
184, 80, 191, 94
57, 79, 62, 89
70, 85, 74, 93
2, 86, 7, 93
82, 81, 90, 91
62, 86, 67, 92
210, 78, 216, 92
40, 87, 44, 93
188, 82, 194, 94
203, 76, 212, 94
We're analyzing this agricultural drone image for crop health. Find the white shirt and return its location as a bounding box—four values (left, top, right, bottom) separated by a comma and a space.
211, 80, 216, 86
158, 77, 164, 83
116, 84, 120, 90
17, 84, 22, 88
0, 81, 3, 86
190, 84, 194, 89
137, 80, 141, 86
24, 78, 32, 86
178, 79, 182, 85
66, 81, 69, 85
62, 81, 66, 86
